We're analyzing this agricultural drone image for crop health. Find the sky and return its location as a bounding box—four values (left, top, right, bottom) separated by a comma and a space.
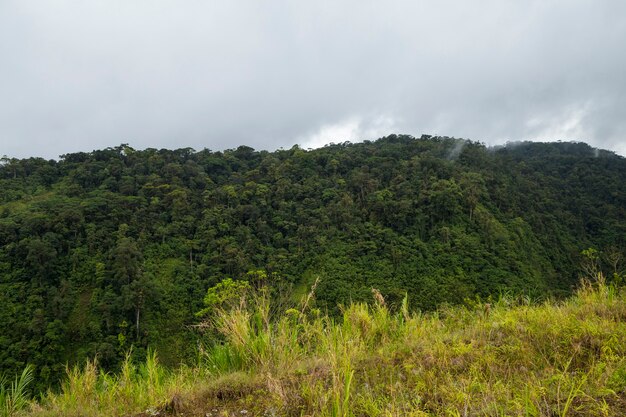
1, 0, 626, 159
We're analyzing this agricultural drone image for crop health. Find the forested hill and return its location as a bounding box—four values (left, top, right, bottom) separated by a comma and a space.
1, 135, 625, 389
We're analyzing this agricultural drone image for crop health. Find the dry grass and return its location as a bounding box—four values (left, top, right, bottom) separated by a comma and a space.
24, 279, 626, 416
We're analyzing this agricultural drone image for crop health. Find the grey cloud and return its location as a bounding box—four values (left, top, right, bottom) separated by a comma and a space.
1, 0, 625, 159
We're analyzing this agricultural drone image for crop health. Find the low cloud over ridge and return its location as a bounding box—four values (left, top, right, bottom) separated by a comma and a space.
1, 0, 625, 158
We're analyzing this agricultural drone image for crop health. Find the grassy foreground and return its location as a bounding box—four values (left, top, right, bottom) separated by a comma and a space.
23, 280, 626, 416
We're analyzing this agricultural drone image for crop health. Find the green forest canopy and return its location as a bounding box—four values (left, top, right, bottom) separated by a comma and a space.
1, 135, 625, 389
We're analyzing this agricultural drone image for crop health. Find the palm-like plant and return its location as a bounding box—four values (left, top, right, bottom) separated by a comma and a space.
0, 365, 34, 417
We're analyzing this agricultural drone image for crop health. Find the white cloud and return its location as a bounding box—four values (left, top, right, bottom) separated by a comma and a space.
524, 102, 592, 143
300, 115, 397, 150
1, 0, 625, 158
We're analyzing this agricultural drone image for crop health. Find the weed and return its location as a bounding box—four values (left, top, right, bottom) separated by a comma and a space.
24, 281, 626, 416
0, 365, 33, 417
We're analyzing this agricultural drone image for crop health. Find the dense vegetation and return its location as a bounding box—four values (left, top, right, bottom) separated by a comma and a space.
24, 279, 626, 416
1, 135, 625, 391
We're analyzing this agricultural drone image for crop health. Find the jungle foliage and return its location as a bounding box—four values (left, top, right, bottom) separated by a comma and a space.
27, 279, 626, 416
0, 135, 625, 390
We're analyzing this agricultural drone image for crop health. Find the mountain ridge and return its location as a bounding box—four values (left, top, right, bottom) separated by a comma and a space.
1, 135, 624, 390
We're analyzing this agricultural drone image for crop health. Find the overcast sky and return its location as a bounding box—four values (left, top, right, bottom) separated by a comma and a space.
1, 0, 626, 159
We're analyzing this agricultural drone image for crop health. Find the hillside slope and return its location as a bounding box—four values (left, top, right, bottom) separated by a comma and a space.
1, 136, 625, 388
25, 280, 626, 417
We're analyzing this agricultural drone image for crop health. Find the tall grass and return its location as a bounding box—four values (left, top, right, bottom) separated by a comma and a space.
27, 279, 626, 416
0, 365, 33, 417
32, 350, 199, 417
